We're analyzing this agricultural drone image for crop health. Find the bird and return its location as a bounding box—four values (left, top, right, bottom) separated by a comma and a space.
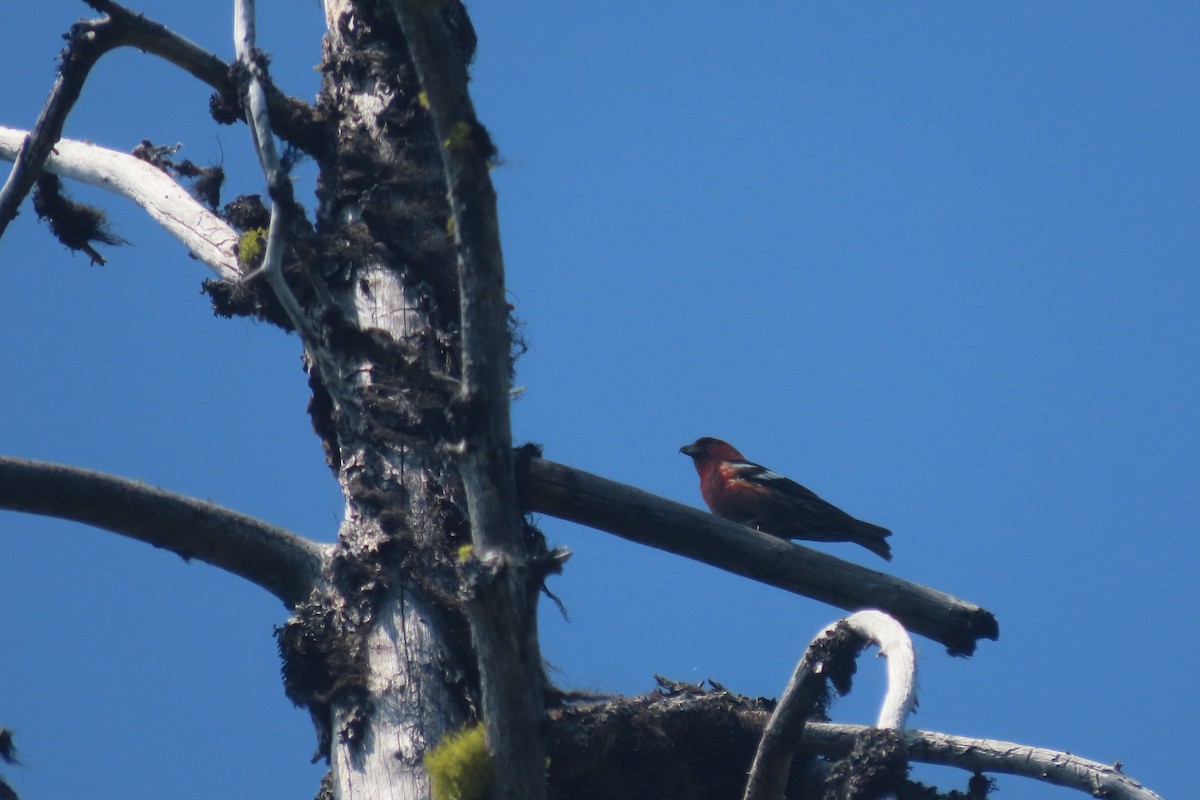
680, 436, 893, 560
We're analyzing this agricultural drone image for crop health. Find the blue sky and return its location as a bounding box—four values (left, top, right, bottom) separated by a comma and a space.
1, 2, 1195, 798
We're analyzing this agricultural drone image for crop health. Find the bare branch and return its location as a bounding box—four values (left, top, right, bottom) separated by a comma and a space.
0, 0, 319, 242
387, 3, 546, 798
83, 0, 232, 88
0, 456, 327, 607
83, 0, 320, 150
0, 126, 239, 277
521, 456, 999, 656
384, 1, 516, 549
744, 611, 916, 800
843, 611, 916, 730
548, 691, 1161, 800
0, 12, 121, 236
233, 0, 319, 346
0, 2, 221, 238
743, 617, 865, 800
800, 722, 1165, 800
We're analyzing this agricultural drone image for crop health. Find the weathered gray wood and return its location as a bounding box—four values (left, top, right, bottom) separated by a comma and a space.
744, 611, 916, 800
0, 456, 324, 607
523, 457, 998, 656
387, 4, 549, 799
799, 723, 1165, 800
0, 127, 239, 278
306, 4, 485, 798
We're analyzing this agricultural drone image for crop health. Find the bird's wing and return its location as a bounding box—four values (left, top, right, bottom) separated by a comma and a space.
723, 459, 861, 526
724, 459, 824, 503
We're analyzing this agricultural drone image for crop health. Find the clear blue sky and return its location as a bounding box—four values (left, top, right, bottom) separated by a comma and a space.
1, 2, 1195, 798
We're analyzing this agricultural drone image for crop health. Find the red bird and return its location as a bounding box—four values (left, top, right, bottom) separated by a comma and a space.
680, 437, 893, 560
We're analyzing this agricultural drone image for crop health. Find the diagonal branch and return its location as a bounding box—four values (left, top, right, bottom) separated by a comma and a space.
743, 617, 865, 800
387, 3, 547, 799
0, 126, 240, 277
0, 1, 218, 238
233, 0, 319, 344
521, 456, 998, 656
83, 0, 232, 89
800, 722, 1165, 800
0, 456, 327, 607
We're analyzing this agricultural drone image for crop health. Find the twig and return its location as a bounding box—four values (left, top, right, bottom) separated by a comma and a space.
0, 126, 239, 278
799, 722, 1165, 800
520, 456, 998, 656
233, 0, 317, 344
0, 456, 327, 607
386, 3, 546, 799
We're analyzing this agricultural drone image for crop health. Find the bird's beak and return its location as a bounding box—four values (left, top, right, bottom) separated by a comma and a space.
680, 443, 700, 457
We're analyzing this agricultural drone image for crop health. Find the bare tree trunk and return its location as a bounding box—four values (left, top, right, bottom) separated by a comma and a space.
331, 590, 464, 800
273, 2, 491, 797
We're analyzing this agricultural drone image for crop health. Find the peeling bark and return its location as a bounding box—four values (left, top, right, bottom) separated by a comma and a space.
271, 2, 490, 796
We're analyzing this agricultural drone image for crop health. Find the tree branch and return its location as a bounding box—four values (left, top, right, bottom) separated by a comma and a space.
521, 456, 998, 656
0, 1, 220, 238
233, 0, 319, 344
0, 0, 319, 242
800, 722, 1165, 800
0, 456, 327, 607
0, 126, 239, 278
844, 611, 916, 730
744, 611, 917, 800
743, 618, 864, 800
387, 3, 547, 799
547, 690, 1162, 800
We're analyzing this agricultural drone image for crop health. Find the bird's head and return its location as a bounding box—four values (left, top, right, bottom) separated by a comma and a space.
680, 437, 746, 463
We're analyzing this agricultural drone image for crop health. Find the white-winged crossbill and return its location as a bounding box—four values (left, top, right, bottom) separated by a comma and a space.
680, 436, 892, 560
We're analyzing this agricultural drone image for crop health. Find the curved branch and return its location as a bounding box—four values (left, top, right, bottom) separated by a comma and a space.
82, 0, 231, 88
743, 611, 917, 800
0, 126, 240, 278
233, 0, 318, 344
521, 456, 998, 656
0, 0, 319, 241
81, 0, 318, 145
742, 617, 863, 800
0, 456, 327, 607
0, 2, 221, 238
840, 611, 916, 800
800, 722, 1164, 800
842, 611, 916, 730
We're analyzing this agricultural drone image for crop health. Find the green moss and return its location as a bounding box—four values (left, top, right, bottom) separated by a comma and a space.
443, 121, 474, 152
425, 723, 491, 800
237, 227, 268, 270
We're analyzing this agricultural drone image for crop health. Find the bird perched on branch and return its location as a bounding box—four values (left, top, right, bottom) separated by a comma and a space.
680, 437, 893, 560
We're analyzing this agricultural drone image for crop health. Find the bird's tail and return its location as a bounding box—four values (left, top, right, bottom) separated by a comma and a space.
848, 520, 893, 561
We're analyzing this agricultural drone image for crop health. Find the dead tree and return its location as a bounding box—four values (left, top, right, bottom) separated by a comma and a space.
0, 3, 1165, 800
